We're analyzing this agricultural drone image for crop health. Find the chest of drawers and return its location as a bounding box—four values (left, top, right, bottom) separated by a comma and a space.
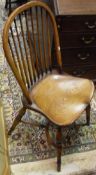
51, 0, 96, 82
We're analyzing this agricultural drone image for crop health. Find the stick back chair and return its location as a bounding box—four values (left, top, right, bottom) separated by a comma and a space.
3, 1, 95, 172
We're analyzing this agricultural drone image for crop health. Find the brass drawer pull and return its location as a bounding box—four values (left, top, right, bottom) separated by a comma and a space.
85, 21, 96, 29
57, 24, 61, 29
72, 70, 86, 77
81, 36, 95, 44
77, 53, 90, 60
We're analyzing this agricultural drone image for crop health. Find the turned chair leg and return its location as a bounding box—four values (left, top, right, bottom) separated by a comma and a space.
8, 107, 26, 135
86, 104, 90, 126
56, 127, 62, 172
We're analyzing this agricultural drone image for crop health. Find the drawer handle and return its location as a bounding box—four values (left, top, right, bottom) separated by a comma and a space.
81, 36, 95, 44
77, 53, 90, 60
85, 21, 96, 29
72, 70, 86, 77
57, 24, 61, 29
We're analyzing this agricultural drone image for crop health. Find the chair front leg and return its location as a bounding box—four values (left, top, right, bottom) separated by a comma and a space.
8, 107, 26, 136
86, 104, 90, 126
56, 127, 62, 172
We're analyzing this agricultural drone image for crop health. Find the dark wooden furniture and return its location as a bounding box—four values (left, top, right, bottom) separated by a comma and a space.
3, 1, 94, 172
5, 0, 28, 14
52, 0, 96, 82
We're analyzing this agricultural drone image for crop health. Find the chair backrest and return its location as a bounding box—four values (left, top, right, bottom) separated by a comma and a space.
3, 1, 62, 103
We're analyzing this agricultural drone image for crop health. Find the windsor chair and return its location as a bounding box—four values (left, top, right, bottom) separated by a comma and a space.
3, 1, 95, 171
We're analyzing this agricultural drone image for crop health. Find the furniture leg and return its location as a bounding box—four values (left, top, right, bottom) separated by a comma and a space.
5, 0, 8, 9
8, 107, 26, 135
56, 127, 62, 172
86, 104, 90, 126
8, 0, 12, 15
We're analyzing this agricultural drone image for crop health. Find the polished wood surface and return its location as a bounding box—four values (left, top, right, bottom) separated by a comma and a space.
52, 0, 96, 82
0, 102, 10, 175
31, 74, 94, 125
54, 0, 96, 15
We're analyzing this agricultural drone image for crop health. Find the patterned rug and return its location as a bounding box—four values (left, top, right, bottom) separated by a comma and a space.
1, 0, 96, 165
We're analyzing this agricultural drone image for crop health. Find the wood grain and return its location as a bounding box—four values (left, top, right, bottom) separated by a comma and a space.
31, 74, 94, 126
55, 0, 96, 15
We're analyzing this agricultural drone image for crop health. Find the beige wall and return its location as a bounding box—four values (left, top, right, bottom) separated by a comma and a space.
0, 102, 10, 175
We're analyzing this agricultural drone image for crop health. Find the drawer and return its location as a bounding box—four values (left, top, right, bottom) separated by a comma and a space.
63, 66, 96, 81
56, 15, 96, 32
61, 48, 96, 66
59, 32, 96, 48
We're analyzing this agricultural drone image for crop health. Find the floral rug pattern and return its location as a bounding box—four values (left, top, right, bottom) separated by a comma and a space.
0, 0, 96, 165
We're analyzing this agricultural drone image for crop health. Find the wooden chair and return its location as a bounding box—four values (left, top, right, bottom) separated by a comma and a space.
3, 1, 95, 172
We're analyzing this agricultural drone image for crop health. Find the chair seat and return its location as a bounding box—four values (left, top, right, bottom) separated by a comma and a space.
30, 74, 94, 126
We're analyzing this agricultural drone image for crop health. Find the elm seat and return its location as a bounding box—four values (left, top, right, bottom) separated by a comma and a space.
31, 74, 94, 126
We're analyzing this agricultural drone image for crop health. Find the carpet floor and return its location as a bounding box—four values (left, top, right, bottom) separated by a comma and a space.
11, 150, 96, 175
